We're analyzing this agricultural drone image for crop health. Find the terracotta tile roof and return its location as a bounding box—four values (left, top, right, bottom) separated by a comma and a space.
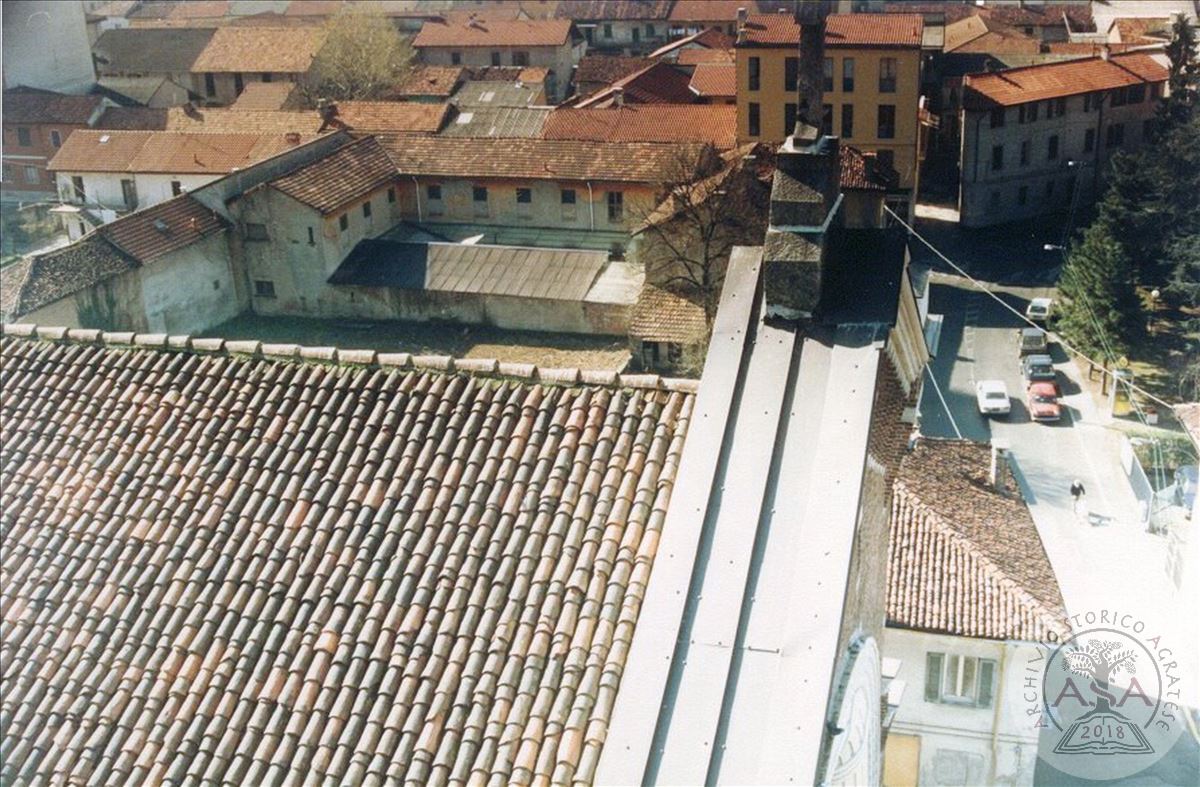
2, 237, 135, 318
95, 106, 171, 130
629, 285, 708, 343
738, 12, 923, 47
669, 0, 757, 23
1175, 403, 1200, 448
883, 2, 976, 24
688, 62, 736, 97
167, 0, 230, 18
48, 130, 303, 175
93, 27, 217, 75
377, 134, 697, 183
270, 136, 398, 213
87, 0, 139, 18
678, 47, 735, 65
229, 80, 299, 110
556, 0, 672, 21
887, 439, 1069, 642
464, 65, 551, 84
824, 13, 924, 47
0, 327, 694, 786
575, 55, 653, 87
99, 194, 229, 262
328, 101, 450, 133
1110, 16, 1173, 44
647, 27, 734, 59
191, 26, 328, 73
573, 61, 695, 107
1044, 41, 1140, 56
1, 90, 102, 126
986, 2, 1093, 32
439, 106, 550, 138
162, 106, 326, 133
283, 0, 348, 15
964, 52, 1168, 106
414, 17, 573, 48
943, 15, 1041, 54
840, 145, 890, 191
542, 105, 736, 146
392, 65, 466, 98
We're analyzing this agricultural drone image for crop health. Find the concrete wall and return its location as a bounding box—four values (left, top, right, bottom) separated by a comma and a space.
737, 44, 922, 189
2, 1, 96, 93
883, 628, 1040, 787
400, 177, 658, 239
416, 42, 583, 102
579, 20, 669, 54
55, 171, 218, 214
958, 83, 1162, 227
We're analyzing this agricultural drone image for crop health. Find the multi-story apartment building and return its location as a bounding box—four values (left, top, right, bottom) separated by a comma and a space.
1, 90, 105, 202
413, 17, 585, 103
957, 51, 1168, 227
735, 13, 924, 206
556, 0, 673, 55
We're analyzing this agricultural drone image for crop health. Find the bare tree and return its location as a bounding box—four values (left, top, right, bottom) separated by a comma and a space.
300, 8, 414, 104
634, 144, 772, 322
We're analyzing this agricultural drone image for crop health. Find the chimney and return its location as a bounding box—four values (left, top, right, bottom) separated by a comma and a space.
1100, 43, 1111, 61
793, 1, 834, 143
736, 6, 748, 30
990, 437, 1012, 492
285, 131, 301, 145
613, 86, 624, 107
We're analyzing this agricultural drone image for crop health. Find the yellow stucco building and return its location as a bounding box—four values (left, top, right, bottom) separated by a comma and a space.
735, 13, 924, 201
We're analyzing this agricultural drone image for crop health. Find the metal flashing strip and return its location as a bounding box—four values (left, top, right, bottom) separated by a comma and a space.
596, 247, 763, 786
768, 193, 845, 235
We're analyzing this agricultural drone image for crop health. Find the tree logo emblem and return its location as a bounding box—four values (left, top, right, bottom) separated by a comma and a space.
1029, 622, 1185, 781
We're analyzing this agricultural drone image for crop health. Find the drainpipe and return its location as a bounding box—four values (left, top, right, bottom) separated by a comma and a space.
410, 175, 422, 222
988, 642, 1010, 785
586, 180, 595, 231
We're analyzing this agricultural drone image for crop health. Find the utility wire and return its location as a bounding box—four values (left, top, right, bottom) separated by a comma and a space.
886, 206, 1178, 414
924, 364, 963, 439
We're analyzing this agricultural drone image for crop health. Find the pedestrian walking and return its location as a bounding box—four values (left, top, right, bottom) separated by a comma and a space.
1070, 479, 1085, 515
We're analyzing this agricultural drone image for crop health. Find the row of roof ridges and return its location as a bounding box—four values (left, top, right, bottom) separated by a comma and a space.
0, 323, 699, 394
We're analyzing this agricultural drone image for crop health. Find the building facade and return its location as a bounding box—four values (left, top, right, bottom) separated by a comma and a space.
556, 0, 673, 55
188, 27, 328, 107
735, 13, 924, 199
958, 52, 1168, 227
1, 91, 105, 201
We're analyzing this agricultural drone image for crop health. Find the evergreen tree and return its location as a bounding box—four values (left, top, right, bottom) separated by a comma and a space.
1095, 150, 1168, 277
1159, 15, 1199, 130
1056, 220, 1142, 362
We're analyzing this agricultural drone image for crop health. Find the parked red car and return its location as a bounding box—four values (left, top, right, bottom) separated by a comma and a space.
1026, 381, 1062, 422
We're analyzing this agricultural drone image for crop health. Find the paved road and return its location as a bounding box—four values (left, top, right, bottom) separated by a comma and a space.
919, 273, 1200, 784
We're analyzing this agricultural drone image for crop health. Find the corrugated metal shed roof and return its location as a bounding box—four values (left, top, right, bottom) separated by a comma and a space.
328, 239, 609, 301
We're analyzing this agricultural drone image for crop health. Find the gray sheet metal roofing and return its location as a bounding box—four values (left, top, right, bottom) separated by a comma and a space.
0, 327, 694, 786
330, 240, 608, 301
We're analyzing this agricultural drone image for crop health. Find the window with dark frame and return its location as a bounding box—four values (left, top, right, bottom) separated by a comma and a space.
362, 201, 372, 219
205, 73, 216, 97
50, 129, 62, 148
603, 23, 613, 38
784, 103, 797, 138
234, 73, 244, 94
879, 57, 897, 93
516, 187, 532, 204
1106, 122, 1125, 147
513, 51, 530, 67
451, 52, 462, 65
338, 213, 348, 232
842, 57, 855, 92
785, 57, 799, 92
307, 226, 315, 244
427, 184, 442, 200
491, 52, 501, 66
821, 104, 833, 136
561, 188, 576, 204
16, 127, 31, 146
841, 104, 853, 138
472, 185, 487, 202
1047, 134, 1059, 160
607, 191, 623, 222
171, 180, 182, 196
990, 107, 1005, 128
877, 104, 895, 139
262, 72, 272, 82
749, 56, 760, 90
245, 222, 269, 241
1020, 140, 1030, 166
822, 57, 833, 91
1084, 128, 1095, 152
254, 280, 276, 298
749, 102, 760, 136
992, 145, 1004, 170
387, 187, 396, 203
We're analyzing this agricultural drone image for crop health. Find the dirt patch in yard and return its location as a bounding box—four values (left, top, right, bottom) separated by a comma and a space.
200, 315, 632, 372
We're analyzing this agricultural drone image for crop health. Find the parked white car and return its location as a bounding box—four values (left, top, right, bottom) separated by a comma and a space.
1026, 297, 1053, 323
975, 379, 1011, 416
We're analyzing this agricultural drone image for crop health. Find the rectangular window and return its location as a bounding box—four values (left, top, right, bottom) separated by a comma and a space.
262, 72, 272, 83
254, 280, 276, 298
307, 226, 315, 244
842, 57, 855, 92
784, 103, 797, 137
339, 213, 349, 232
925, 653, 994, 708
821, 104, 833, 136
362, 201, 372, 218
513, 51, 530, 67
1083, 92, 1095, 112
451, 52, 462, 65
1106, 122, 1125, 147
121, 178, 137, 209
1020, 140, 1030, 166
603, 23, 613, 38
171, 180, 182, 196
990, 107, 1005, 128
71, 175, 85, 202
607, 191, 623, 223
24, 166, 39, 184
749, 56, 760, 91
1030, 101, 1039, 122
1055, 97, 1067, 116
1018, 185, 1028, 205
785, 57, 799, 92
841, 104, 853, 138
823, 57, 833, 92
879, 57, 897, 93
561, 188, 576, 204
991, 144, 1004, 170
646, 23, 655, 37
749, 102, 760, 137
1128, 83, 1145, 103
427, 184, 442, 201
877, 104, 896, 139
244, 222, 269, 241
387, 187, 396, 203
1084, 129, 1095, 152
50, 129, 62, 148
491, 51, 501, 66
473, 185, 488, 216
205, 73, 216, 97
1048, 134, 1059, 160
234, 73, 244, 95
516, 187, 532, 204
632, 27, 640, 43
16, 127, 31, 146
1111, 87, 1127, 107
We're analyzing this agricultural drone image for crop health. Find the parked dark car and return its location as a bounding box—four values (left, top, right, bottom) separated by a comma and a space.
1021, 353, 1056, 385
